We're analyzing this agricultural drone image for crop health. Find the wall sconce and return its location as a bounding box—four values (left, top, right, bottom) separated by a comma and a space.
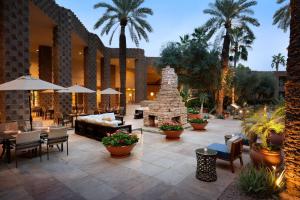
150, 92, 155, 97
129, 93, 132, 97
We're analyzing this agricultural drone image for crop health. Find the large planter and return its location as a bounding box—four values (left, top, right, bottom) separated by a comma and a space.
269, 131, 284, 146
250, 148, 283, 168
105, 144, 136, 157
190, 122, 208, 130
163, 130, 183, 139
188, 113, 201, 119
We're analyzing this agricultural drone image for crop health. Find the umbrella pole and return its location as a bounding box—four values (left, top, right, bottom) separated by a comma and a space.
75, 93, 78, 120
108, 95, 111, 112
29, 91, 33, 131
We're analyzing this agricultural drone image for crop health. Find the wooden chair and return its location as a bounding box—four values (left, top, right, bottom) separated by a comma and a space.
0, 122, 19, 159
208, 138, 243, 173
14, 130, 42, 168
45, 127, 68, 160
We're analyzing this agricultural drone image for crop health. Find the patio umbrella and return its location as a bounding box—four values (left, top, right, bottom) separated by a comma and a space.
100, 88, 122, 111
57, 85, 95, 117
0, 75, 65, 130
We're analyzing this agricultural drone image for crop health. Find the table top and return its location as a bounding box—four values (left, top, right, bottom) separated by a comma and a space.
195, 148, 217, 156
0, 131, 49, 140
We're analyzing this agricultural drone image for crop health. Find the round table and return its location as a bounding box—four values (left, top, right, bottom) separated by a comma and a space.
195, 148, 217, 182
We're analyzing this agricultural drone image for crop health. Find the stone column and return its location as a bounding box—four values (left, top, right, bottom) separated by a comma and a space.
53, 11, 72, 116
83, 36, 97, 114
101, 48, 111, 108
38, 46, 53, 109
135, 58, 147, 103
0, 0, 30, 122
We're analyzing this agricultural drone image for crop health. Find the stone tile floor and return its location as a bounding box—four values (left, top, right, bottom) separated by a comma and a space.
0, 118, 250, 200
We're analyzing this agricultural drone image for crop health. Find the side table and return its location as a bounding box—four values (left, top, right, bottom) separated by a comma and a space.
195, 148, 217, 182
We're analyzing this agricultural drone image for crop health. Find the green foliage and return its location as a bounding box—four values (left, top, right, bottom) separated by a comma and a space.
273, 0, 290, 32
160, 122, 183, 131
102, 132, 139, 147
188, 118, 208, 124
242, 105, 285, 149
187, 108, 200, 114
271, 53, 286, 71
235, 65, 276, 104
238, 165, 281, 198
93, 0, 153, 46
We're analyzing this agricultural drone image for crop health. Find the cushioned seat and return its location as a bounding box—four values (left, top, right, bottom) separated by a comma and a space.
208, 143, 230, 159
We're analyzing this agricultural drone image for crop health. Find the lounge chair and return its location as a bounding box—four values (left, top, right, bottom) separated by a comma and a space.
208, 137, 243, 173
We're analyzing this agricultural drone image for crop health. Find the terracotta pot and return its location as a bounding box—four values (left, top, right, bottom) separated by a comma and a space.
250, 148, 283, 168
269, 131, 284, 146
188, 113, 201, 119
105, 144, 136, 157
163, 130, 183, 139
190, 122, 208, 130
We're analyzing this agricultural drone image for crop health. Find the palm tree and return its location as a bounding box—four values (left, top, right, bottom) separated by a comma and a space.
230, 26, 255, 104
282, 0, 300, 199
203, 0, 260, 115
271, 53, 286, 71
273, 0, 290, 32
93, 0, 153, 112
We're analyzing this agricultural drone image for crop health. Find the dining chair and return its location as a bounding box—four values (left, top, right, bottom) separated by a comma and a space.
45, 127, 68, 160
14, 130, 42, 168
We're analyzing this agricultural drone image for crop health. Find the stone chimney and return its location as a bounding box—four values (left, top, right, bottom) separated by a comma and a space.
144, 66, 187, 127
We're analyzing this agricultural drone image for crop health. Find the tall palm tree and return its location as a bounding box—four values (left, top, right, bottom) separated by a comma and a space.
94, 0, 153, 112
273, 0, 290, 32
203, 0, 260, 115
282, 0, 300, 199
271, 53, 286, 71
230, 26, 255, 104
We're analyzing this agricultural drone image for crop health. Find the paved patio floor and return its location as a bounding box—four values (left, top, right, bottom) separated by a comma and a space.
0, 118, 250, 200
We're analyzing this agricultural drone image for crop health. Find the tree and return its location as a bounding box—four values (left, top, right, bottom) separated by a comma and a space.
230, 26, 255, 104
203, 0, 260, 115
93, 0, 153, 112
199, 93, 209, 115
273, 0, 290, 32
282, 0, 300, 198
271, 53, 286, 71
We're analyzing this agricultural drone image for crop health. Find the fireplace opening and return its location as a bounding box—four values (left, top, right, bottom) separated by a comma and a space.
148, 115, 158, 127
172, 116, 181, 124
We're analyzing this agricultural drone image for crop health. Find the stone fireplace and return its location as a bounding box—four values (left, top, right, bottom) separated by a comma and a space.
144, 66, 187, 127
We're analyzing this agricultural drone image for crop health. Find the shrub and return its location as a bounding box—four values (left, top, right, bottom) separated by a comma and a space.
188, 118, 208, 124
160, 122, 183, 131
238, 165, 281, 198
102, 131, 139, 147
187, 107, 200, 114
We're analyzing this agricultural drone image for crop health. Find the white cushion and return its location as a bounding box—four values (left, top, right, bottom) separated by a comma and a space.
16, 130, 41, 144
227, 136, 240, 152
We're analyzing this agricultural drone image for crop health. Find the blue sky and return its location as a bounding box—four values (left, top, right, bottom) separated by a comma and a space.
56, 0, 289, 71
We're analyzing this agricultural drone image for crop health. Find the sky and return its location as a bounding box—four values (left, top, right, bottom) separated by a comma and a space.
55, 0, 289, 71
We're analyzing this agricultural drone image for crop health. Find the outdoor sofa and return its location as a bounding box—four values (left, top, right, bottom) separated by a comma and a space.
75, 113, 132, 140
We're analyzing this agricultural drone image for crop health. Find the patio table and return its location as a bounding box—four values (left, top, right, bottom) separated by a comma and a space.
0, 131, 48, 163
195, 148, 217, 182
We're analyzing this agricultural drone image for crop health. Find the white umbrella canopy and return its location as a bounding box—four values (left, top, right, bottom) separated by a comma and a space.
0, 75, 65, 91
57, 84, 95, 93
0, 75, 66, 131
100, 88, 122, 111
100, 88, 121, 95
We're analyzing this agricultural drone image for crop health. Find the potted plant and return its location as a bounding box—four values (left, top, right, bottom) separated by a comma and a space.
243, 106, 285, 168
101, 131, 139, 157
189, 118, 208, 130
187, 108, 201, 119
160, 122, 184, 139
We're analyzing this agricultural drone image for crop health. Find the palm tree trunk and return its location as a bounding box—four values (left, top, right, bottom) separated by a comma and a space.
281, 0, 300, 198
217, 28, 230, 115
232, 45, 238, 105
119, 25, 126, 114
